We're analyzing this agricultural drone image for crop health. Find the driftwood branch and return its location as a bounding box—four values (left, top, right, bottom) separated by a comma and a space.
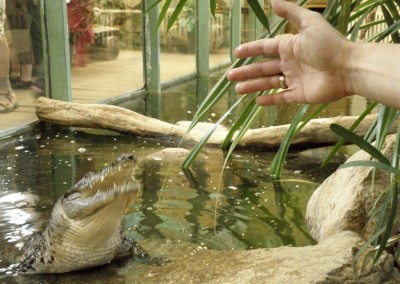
36, 97, 380, 149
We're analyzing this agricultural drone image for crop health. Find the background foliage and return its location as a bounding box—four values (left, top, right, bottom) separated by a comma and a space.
156, 0, 400, 268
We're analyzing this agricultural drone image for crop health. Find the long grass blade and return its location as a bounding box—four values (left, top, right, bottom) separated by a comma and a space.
330, 124, 391, 165
145, 0, 162, 13
322, 102, 378, 167
189, 57, 255, 132
157, 0, 173, 29
181, 96, 245, 169
224, 100, 263, 152
353, 226, 387, 274
350, 6, 374, 41
375, 107, 398, 149
367, 20, 400, 42
221, 94, 261, 149
167, 0, 188, 32
339, 160, 400, 174
374, 180, 398, 262
296, 104, 329, 134
381, 4, 400, 43
210, 0, 217, 17
270, 104, 309, 179
246, 0, 271, 34
337, 0, 352, 34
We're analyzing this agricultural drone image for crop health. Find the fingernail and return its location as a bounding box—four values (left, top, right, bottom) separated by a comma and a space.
235, 83, 243, 93
235, 45, 243, 52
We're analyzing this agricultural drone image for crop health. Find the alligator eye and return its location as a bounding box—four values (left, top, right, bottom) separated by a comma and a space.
64, 191, 80, 200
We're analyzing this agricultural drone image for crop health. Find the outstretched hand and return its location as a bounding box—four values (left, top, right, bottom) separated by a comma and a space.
227, 0, 353, 106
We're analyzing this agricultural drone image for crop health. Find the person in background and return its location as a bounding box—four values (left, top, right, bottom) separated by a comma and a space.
5, 0, 35, 89
0, 0, 17, 113
67, 0, 94, 67
227, 0, 400, 111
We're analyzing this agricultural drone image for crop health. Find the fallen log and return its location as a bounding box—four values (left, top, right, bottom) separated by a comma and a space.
36, 97, 381, 149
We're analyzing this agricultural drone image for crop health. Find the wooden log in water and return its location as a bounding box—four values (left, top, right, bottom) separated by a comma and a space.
36, 97, 381, 149
35, 97, 188, 138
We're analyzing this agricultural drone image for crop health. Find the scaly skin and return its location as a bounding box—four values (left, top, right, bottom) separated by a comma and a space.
16, 154, 148, 274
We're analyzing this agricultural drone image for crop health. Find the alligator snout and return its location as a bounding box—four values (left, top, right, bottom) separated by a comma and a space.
16, 154, 148, 274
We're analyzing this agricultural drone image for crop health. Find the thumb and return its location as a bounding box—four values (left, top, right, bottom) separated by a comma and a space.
271, 0, 310, 29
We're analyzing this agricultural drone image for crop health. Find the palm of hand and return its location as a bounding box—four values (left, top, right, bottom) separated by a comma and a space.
280, 22, 350, 104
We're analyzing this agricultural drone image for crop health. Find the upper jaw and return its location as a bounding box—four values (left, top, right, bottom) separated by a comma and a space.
60, 154, 141, 219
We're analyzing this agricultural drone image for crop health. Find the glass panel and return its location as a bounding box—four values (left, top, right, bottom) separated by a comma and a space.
68, 0, 144, 103
210, 0, 231, 66
160, 0, 196, 82
0, 0, 45, 132
241, 0, 272, 44
159, 1, 232, 82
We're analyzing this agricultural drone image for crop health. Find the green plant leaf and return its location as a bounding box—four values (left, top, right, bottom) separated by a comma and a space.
337, 0, 352, 34
375, 107, 398, 149
296, 104, 329, 134
181, 96, 245, 169
270, 104, 309, 179
368, 19, 400, 42
246, 0, 271, 34
322, 102, 378, 167
381, 3, 400, 43
210, 0, 217, 17
145, 0, 163, 13
167, 0, 188, 32
330, 124, 391, 165
157, 0, 173, 29
189, 57, 255, 133
224, 99, 263, 152
350, 6, 374, 41
221, 94, 260, 149
374, 181, 398, 262
339, 160, 400, 174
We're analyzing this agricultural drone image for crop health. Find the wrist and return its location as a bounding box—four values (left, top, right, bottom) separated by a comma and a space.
341, 41, 361, 97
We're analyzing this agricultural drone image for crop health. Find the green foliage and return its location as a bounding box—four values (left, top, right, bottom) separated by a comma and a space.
154, 0, 400, 268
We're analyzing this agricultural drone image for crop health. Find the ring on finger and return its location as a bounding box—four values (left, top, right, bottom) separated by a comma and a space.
278, 75, 288, 89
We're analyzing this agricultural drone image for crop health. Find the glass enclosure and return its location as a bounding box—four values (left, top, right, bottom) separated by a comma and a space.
0, 0, 45, 130
69, 0, 145, 103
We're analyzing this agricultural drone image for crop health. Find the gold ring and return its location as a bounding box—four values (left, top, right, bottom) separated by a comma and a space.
278, 75, 288, 89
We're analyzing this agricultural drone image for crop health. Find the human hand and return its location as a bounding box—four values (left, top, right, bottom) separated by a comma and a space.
227, 0, 354, 106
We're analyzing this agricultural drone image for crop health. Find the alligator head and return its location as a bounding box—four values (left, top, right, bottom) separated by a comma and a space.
17, 154, 148, 274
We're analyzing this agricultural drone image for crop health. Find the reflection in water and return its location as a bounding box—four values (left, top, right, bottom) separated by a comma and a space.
0, 127, 337, 283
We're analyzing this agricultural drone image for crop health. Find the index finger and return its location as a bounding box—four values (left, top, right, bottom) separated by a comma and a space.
234, 38, 280, 59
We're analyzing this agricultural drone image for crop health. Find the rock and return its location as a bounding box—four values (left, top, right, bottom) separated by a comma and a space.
142, 231, 398, 284
306, 134, 400, 242
144, 147, 191, 162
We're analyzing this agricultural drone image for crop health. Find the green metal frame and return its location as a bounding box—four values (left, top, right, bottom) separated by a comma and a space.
43, 0, 71, 101
41, 1, 261, 104
196, 1, 210, 76
231, 0, 242, 62
142, 0, 161, 118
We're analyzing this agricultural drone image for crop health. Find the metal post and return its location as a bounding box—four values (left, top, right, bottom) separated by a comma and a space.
143, 0, 161, 118
230, 0, 242, 62
43, 0, 71, 101
143, 0, 161, 94
196, 0, 210, 76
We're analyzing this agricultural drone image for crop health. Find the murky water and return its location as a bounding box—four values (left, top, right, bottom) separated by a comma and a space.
0, 124, 340, 283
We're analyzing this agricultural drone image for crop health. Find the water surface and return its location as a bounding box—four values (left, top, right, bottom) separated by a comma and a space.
0, 123, 339, 282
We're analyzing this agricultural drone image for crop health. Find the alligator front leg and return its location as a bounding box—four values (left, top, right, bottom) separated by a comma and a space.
116, 236, 149, 259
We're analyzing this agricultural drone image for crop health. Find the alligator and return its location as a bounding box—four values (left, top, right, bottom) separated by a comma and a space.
16, 154, 148, 274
